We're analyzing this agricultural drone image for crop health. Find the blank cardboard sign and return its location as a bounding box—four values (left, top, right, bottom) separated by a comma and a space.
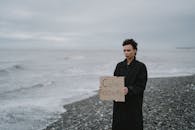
99, 76, 125, 102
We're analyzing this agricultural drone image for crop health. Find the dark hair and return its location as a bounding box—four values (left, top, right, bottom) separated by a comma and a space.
122, 39, 138, 50
122, 39, 138, 57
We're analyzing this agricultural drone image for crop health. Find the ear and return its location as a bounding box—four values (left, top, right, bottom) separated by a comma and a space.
134, 50, 137, 55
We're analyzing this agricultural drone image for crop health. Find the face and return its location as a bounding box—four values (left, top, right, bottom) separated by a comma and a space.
123, 44, 136, 59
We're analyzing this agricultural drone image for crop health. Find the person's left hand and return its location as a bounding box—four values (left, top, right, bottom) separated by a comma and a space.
124, 87, 128, 95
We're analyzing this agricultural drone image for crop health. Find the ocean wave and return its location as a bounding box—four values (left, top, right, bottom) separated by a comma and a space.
0, 64, 25, 76
64, 55, 85, 60
0, 69, 9, 75
0, 81, 55, 95
10, 64, 24, 70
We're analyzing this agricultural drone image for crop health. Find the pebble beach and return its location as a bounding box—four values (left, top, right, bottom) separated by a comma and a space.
43, 74, 195, 130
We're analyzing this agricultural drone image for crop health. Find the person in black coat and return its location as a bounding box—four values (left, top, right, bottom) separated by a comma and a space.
112, 39, 148, 130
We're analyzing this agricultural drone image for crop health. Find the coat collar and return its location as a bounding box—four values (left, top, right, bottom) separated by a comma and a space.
123, 57, 136, 66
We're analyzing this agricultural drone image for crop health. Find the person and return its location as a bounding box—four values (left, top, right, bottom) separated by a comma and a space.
112, 39, 148, 130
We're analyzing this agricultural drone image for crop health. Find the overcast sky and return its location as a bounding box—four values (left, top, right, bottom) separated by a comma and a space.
0, 0, 194, 50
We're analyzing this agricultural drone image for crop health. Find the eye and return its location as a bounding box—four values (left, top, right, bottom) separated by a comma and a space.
123, 49, 131, 52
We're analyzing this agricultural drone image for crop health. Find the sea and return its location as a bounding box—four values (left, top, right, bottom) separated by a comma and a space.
0, 47, 195, 130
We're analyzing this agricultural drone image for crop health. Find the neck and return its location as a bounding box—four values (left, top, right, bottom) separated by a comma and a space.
126, 57, 134, 65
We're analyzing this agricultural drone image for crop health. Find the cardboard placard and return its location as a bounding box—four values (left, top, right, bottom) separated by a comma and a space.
99, 76, 125, 102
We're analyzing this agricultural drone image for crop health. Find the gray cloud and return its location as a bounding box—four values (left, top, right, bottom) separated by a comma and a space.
0, 0, 194, 49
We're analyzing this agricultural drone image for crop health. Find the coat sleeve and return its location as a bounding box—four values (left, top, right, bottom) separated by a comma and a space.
113, 63, 120, 76
127, 63, 148, 96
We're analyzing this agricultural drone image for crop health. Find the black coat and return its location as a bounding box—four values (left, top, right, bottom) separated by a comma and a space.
112, 57, 148, 130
